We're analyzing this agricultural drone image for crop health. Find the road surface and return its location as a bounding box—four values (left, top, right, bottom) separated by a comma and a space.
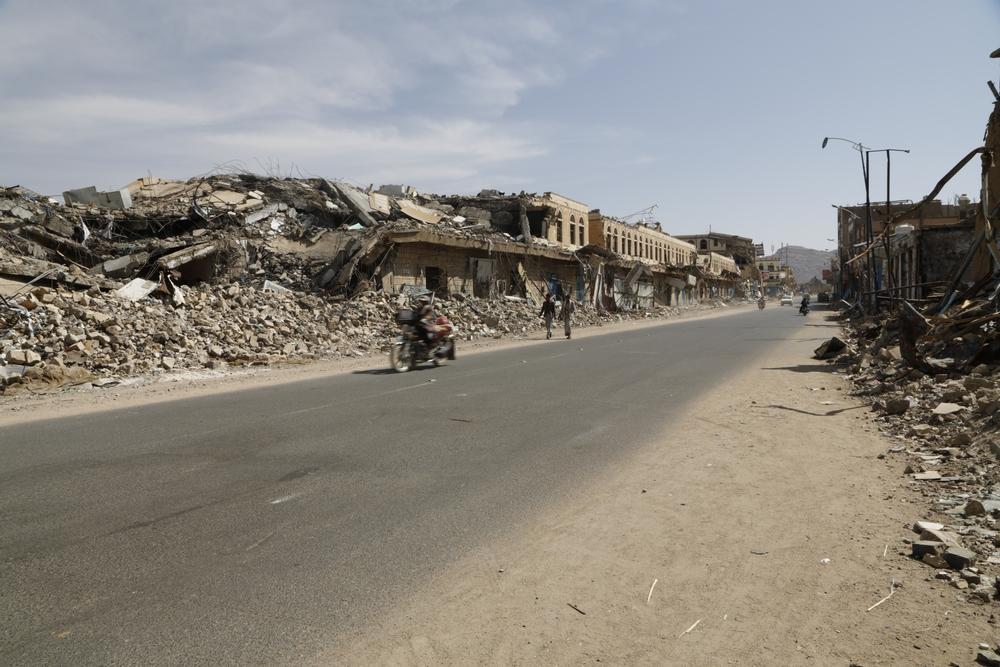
1, 305, 809, 665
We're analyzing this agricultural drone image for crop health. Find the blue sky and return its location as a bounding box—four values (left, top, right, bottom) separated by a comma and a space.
1, 0, 998, 252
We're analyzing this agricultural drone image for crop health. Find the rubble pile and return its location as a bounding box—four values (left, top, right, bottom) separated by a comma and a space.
1, 174, 734, 394
1, 278, 720, 394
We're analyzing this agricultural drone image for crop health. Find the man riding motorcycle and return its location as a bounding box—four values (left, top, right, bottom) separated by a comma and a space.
415, 296, 447, 356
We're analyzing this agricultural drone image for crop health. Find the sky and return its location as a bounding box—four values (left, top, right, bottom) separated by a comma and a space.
1, 0, 998, 253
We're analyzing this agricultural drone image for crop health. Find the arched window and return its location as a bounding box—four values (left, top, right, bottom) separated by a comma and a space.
700, 239, 708, 250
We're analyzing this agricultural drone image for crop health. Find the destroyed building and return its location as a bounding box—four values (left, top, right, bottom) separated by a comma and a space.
835, 198, 979, 303
0, 173, 739, 393
673, 231, 761, 279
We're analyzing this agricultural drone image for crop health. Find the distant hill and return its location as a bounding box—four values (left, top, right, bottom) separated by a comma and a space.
775, 246, 836, 284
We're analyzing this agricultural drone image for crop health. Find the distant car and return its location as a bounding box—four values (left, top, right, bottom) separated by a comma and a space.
817, 291, 831, 303
780, 294, 793, 306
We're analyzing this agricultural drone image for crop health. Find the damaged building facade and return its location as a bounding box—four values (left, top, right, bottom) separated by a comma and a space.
834, 198, 978, 303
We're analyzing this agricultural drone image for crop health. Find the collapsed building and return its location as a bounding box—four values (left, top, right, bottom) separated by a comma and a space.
0, 174, 739, 392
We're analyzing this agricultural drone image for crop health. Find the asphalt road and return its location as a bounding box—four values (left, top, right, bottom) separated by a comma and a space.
0, 305, 813, 665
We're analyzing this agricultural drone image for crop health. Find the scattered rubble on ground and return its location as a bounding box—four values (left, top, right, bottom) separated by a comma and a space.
815, 283, 1000, 612
1, 282, 720, 395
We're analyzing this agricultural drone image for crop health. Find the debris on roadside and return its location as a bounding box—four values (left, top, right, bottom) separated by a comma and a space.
2, 174, 740, 394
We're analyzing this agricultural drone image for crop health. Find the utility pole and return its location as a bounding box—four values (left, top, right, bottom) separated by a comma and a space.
866, 148, 910, 310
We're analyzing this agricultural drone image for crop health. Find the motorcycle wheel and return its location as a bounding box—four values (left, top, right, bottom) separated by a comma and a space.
390, 342, 411, 372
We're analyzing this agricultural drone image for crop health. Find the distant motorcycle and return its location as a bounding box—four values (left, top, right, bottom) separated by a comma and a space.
799, 302, 810, 315
757, 297, 765, 310
390, 310, 457, 372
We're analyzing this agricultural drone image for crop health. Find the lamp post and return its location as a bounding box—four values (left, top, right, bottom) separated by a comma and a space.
823, 136, 875, 310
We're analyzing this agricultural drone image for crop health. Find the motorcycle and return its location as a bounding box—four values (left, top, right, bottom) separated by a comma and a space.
389, 310, 457, 372
757, 297, 765, 310
798, 302, 810, 315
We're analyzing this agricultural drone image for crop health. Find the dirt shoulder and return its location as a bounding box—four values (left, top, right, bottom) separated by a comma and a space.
0, 303, 746, 427
322, 313, 991, 666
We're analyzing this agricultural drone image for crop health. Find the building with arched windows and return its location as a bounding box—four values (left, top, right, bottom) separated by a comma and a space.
586, 210, 697, 267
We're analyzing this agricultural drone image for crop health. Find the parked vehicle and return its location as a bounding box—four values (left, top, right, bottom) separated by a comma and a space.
389, 309, 457, 372
779, 293, 794, 306
817, 291, 831, 303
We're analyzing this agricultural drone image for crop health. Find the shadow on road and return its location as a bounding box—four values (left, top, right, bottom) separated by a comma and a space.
352, 366, 428, 376
761, 364, 837, 374
763, 404, 867, 417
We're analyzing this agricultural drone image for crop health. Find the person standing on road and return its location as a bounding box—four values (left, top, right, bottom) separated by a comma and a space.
539, 292, 556, 339
559, 293, 576, 339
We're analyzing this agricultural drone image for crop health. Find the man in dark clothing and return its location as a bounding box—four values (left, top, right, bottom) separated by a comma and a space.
559, 295, 576, 339
539, 292, 556, 339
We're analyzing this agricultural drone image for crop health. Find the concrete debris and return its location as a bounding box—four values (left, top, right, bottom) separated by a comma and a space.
837, 302, 1000, 610
814, 336, 846, 359
978, 649, 1000, 666
115, 278, 158, 302
63, 185, 132, 210
2, 173, 744, 394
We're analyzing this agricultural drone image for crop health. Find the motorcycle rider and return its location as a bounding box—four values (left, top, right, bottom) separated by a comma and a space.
799, 293, 810, 314
415, 296, 439, 347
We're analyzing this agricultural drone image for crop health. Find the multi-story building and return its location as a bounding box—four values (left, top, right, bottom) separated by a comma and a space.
673, 232, 759, 276
587, 211, 697, 267
699, 252, 738, 276
529, 192, 589, 249
756, 255, 796, 297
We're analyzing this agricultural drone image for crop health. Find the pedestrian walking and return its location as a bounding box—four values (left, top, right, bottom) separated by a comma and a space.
559, 293, 575, 339
539, 292, 556, 339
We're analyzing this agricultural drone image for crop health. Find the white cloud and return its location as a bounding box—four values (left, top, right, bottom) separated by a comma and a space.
0, 0, 681, 193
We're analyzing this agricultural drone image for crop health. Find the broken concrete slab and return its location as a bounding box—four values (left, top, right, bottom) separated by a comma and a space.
398, 199, 445, 224
912, 540, 945, 559
5, 349, 40, 365
324, 180, 376, 227
262, 280, 292, 293
945, 546, 976, 570
368, 192, 392, 215
155, 243, 218, 271
0, 363, 28, 383
244, 203, 282, 226
912, 471, 942, 481
115, 278, 158, 302
63, 185, 132, 210
92, 251, 151, 279
932, 402, 963, 415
